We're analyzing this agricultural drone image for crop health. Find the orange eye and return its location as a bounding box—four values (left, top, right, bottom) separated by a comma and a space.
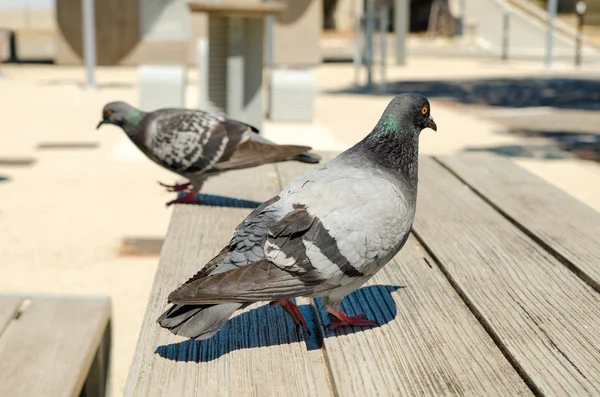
421, 106, 428, 115
104, 109, 113, 117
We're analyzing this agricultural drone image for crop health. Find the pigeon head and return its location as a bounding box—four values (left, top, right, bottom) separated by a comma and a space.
348, 93, 436, 188
375, 93, 437, 138
96, 101, 146, 136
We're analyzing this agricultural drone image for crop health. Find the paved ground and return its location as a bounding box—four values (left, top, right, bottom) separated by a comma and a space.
0, 56, 599, 396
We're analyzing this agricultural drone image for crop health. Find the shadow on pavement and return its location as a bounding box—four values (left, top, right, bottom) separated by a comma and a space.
331, 77, 600, 110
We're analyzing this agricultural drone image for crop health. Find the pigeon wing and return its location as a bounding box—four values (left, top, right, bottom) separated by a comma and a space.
211, 131, 315, 172
167, 207, 335, 305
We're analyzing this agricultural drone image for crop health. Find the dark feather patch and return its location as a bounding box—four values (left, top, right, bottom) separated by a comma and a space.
306, 219, 365, 278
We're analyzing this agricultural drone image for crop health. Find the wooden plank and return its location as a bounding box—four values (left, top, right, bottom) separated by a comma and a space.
413, 157, 600, 396
0, 295, 111, 397
124, 164, 334, 397
188, 1, 286, 18
436, 153, 600, 292
0, 297, 22, 336
275, 155, 532, 396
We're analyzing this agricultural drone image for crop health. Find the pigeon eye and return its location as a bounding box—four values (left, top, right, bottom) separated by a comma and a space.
421, 106, 428, 115
104, 109, 113, 118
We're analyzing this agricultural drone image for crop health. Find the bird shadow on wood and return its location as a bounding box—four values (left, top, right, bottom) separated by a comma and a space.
154, 285, 404, 362
176, 192, 262, 209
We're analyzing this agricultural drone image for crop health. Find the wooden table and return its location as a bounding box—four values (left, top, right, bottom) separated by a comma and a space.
124, 152, 600, 396
0, 294, 111, 397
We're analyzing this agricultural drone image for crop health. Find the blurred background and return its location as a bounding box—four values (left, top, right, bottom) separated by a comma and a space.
1, 0, 600, 395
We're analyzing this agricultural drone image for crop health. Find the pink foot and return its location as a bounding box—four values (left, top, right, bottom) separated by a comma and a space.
327, 309, 376, 329
270, 299, 308, 332
158, 181, 192, 192
165, 190, 201, 207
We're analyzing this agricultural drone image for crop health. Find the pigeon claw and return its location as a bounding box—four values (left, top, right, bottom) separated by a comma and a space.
327, 310, 376, 329
165, 190, 201, 207
271, 299, 308, 332
158, 181, 192, 192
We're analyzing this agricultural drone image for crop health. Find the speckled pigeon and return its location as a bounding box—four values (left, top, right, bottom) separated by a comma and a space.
157, 93, 437, 339
96, 102, 321, 206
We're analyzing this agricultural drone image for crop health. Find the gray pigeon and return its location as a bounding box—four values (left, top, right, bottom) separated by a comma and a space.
157, 93, 437, 339
96, 102, 321, 206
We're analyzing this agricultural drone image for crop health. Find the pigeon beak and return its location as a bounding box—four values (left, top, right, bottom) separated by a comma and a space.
427, 117, 437, 132
96, 120, 105, 130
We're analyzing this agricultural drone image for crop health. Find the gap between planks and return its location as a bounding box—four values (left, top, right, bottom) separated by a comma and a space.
432, 154, 600, 294
413, 156, 600, 396
410, 229, 543, 397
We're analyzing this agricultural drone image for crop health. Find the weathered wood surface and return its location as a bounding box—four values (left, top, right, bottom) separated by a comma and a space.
0, 295, 111, 397
413, 157, 600, 396
436, 153, 600, 293
123, 164, 334, 397
127, 152, 600, 397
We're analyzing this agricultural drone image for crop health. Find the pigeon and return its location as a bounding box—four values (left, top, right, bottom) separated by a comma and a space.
96, 102, 321, 206
157, 93, 437, 340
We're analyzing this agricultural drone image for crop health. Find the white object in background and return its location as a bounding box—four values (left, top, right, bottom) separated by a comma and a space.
138, 64, 187, 112
269, 68, 315, 123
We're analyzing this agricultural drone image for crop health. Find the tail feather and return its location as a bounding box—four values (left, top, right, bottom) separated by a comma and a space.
157, 302, 244, 340
292, 152, 321, 164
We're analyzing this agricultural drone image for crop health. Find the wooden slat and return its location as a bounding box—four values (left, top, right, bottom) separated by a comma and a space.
0, 296, 111, 397
188, 1, 286, 17
275, 156, 532, 396
124, 164, 334, 397
436, 153, 600, 292
413, 157, 600, 396
0, 297, 23, 336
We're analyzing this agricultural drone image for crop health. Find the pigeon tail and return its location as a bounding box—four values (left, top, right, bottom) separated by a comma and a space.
157, 302, 244, 340
291, 152, 321, 164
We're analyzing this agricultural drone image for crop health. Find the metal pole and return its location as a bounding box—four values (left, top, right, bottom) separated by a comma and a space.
456, 0, 466, 37
379, 5, 389, 93
353, 0, 363, 87
197, 38, 209, 109
545, 0, 558, 69
501, 12, 510, 61
265, 0, 274, 70
365, 0, 375, 90
575, 1, 586, 67
82, 0, 96, 90
394, 0, 409, 65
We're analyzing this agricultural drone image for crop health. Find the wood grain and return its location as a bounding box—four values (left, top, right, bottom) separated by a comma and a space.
436, 153, 600, 292
0, 296, 110, 397
123, 164, 334, 397
413, 157, 600, 396
275, 155, 532, 396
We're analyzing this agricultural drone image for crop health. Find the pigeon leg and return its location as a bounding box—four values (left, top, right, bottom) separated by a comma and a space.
270, 299, 308, 332
158, 181, 192, 192
165, 190, 202, 206
325, 305, 376, 329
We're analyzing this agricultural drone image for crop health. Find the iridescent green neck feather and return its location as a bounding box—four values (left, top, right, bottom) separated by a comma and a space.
122, 108, 147, 138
